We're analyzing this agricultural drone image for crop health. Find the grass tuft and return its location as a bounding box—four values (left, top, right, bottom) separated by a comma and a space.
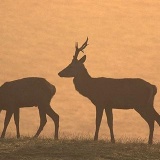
0, 135, 160, 160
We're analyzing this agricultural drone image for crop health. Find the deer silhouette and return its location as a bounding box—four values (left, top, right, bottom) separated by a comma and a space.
58, 37, 160, 144
0, 77, 59, 139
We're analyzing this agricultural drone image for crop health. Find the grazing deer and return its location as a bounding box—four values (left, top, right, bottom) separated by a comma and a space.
0, 77, 59, 139
58, 37, 160, 144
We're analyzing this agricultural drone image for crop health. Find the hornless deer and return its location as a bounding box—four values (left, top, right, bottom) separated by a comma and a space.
0, 77, 59, 139
58, 37, 160, 144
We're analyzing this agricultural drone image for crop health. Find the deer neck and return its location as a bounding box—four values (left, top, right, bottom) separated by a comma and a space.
73, 66, 92, 97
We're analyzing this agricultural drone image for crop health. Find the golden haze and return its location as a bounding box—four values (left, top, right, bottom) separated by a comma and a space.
0, 0, 160, 141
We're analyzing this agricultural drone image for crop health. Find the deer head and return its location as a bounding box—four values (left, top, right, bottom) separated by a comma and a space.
58, 37, 88, 78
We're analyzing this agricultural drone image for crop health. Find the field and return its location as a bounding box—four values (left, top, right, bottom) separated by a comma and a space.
1, 136, 160, 160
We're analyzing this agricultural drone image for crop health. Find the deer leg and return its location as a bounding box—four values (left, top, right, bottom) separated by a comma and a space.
94, 107, 103, 141
105, 107, 115, 143
135, 107, 154, 144
33, 106, 47, 138
1, 110, 13, 138
148, 120, 154, 145
46, 106, 59, 140
14, 108, 20, 138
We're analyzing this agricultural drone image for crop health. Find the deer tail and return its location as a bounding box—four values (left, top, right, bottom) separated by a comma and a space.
50, 84, 56, 97
147, 85, 157, 107
152, 85, 157, 95
151, 85, 160, 125
45, 80, 56, 98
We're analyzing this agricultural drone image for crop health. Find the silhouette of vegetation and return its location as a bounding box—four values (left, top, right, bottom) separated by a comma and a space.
58, 38, 160, 144
0, 77, 59, 139
0, 137, 160, 160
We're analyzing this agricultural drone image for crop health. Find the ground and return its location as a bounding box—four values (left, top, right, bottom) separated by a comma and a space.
1, 137, 160, 160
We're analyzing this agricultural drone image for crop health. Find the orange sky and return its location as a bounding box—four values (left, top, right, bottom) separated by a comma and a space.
0, 0, 160, 141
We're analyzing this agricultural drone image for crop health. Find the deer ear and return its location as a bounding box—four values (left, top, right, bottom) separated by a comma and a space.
79, 55, 86, 63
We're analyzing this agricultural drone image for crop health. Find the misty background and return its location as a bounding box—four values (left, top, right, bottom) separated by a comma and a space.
0, 0, 160, 141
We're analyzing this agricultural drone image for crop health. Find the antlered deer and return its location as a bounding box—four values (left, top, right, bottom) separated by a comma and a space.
58, 37, 160, 144
0, 77, 59, 139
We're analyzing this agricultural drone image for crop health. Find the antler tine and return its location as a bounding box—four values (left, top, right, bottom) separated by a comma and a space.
74, 37, 88, 59
74, 42, 79, 59
79, 37, 88, 51
75, 42, 78, 48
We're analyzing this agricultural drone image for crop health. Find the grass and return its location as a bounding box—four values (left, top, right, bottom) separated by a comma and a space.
0, 136, 160, 160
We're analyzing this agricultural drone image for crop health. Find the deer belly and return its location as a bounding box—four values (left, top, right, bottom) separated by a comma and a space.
2, 93, 48, 107
107, 94, 149, 108
90, 93, 149, 109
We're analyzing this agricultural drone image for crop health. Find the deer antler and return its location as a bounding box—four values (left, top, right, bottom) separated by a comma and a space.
74, 37, 88, 60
